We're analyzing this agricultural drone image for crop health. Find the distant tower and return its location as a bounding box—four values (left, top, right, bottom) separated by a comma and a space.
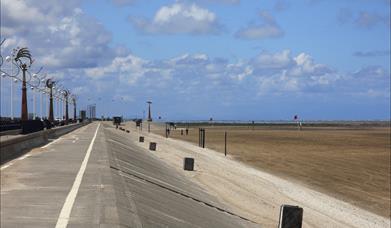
147, 101, 152, 122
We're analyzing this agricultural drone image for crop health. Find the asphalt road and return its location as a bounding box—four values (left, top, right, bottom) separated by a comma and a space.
1, 122, 259, 228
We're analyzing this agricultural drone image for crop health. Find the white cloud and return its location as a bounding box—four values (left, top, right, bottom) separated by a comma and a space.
235, 11, 284, 39
1, 0, 119, 70
251, 49, 292, 69
1, 0, 46, 28
82, 49, 389, 101
293, 53, 332, 75
130, 3, 223, 35
85, 54, 147, 84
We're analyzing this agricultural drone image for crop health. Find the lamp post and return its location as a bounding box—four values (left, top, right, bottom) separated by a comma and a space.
21, 63, 29, 120
14, 48, 33, 120
46, 79, 55, 122
29, 74, 37, 120
147, 101, 152, 121
54, 87, 60, 120
31, 86, 36, 119
72, 96, 77, 121
41, 90, 45, 119
40, 90, 43, 119
11, 71, 13, 119
0, 46, 35, 121
147, 101, 152, 132
1, 42, 73, 124
30, 73, 47, 120
63, 90, 69, 124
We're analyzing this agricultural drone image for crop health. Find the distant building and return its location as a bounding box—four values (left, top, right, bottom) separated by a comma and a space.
80, 110, 86, 120
87, 104, 96, 120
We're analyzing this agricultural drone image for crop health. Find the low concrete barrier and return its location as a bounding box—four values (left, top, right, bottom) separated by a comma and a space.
0, 122, 89, 165
47, 123, 87, 139
0, 129, 22, 136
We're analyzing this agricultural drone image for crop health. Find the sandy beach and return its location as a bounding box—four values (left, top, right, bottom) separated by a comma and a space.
123, 122, 390, 227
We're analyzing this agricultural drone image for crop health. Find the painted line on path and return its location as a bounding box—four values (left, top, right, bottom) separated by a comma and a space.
41, 137, 63, 149
17, 154, 30, 161
0, 163, 13, 171
55, 123, 100, 228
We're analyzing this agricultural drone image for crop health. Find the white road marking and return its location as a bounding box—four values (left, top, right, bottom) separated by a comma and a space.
71, 136, 79, 143
0, 163, 13, 171
41, 137, 63, 149
1, 154, 30, 170
17, 154, 30, 160
55, 123, 100, 228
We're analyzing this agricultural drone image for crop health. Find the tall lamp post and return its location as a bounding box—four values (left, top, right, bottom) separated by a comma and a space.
15, 48, 33, 120
0, 46, 35, 121
147, 101, 152, 121
72, 96, 77, 121
46, 79, 55, 122
63, 90, 69, 125
1, 41, 73, 124
29, 72, 46, 119
147, 101, 152, 132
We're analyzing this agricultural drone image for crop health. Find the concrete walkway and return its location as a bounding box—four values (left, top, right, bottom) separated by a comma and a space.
1, 122, 258, 227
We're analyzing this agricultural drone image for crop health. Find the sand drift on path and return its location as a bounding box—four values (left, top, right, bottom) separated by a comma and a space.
124, 123, 389, 227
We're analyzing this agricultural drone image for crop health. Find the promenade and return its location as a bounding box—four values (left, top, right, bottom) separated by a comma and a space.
0, 122, 257, 228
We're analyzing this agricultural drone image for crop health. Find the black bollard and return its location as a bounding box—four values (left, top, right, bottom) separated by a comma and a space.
278, 205, 303, 228
149, 142, 157, 151
224, 131, 227, 156
183, 157, 194, 171
199, 128, 205, 147
199, 128, 201, 147
181, 129, 183, 135
139, 136, 144, 142
126, 130, 130, 133
202, 129, 205, 148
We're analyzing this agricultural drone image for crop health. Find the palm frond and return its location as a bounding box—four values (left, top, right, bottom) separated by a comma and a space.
15, 47, 33, 65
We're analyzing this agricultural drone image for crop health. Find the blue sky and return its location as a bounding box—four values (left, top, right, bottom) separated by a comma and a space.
1, 0, 390, 120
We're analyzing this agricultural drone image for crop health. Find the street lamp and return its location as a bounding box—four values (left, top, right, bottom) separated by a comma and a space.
147, 101, 152, 122
1, 40, 73, 123
147, 101, 152, 132
62, 90, 70, 125
0, 45, 44, 121
46, 79, 55, 122
28, 73, 46, 120
72, 96, 77, 121
14, 47, 33, 120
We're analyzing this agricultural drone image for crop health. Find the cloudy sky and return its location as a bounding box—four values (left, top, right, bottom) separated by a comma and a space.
1, 0, 390, 120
